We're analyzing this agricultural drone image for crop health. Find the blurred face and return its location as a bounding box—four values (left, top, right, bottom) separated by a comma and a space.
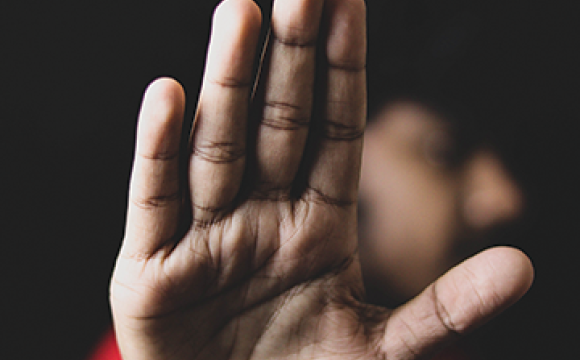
358, 101, 523, 306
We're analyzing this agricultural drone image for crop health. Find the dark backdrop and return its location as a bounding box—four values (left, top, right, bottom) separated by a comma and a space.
2, 1, 578, 359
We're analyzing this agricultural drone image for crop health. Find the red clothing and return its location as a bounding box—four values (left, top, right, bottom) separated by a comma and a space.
88, 329, 121, 360
88, 328, 477, 360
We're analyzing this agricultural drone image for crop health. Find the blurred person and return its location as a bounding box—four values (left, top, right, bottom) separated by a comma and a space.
359, 100, 523, 308
91, 0, 534, 359
359, 0, 528, 309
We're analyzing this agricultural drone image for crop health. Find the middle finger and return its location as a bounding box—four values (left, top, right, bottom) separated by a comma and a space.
250, 0, 325, 198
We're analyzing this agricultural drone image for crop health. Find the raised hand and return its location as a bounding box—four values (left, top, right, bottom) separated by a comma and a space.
109, 0, 534, 359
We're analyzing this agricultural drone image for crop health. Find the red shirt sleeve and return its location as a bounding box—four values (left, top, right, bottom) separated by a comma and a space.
87, 328, 122, 360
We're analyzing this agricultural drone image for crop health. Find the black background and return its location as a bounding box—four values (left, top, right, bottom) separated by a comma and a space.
2, 0, 578, 359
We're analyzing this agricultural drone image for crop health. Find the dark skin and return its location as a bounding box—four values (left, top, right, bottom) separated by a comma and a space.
109, 0, 534, 358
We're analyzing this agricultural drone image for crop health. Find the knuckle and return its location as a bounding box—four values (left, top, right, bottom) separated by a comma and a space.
130, 192, 181, 210
207, 75, 252, 89
192, 201, 225, 214
192, 141, 245, 164
431, 284, 462, 335
192, 208, 225, 230
320, 119, 364, 141
137, 149, 180, 162
304, 186, 355, 207
260, 101, 310, 130
328, 61, 366, 73
249, 187, 293, 202
272, 31, 316, 48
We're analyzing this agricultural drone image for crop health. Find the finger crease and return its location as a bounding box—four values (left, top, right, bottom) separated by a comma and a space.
192, 202, 225, 213
207, 76, 252, 89
273, 33, 317, 48
249, 187, 293, 202
192, 217, 221, 229
264, 100, 302, 111
304, 186, 355, 207
137, 150, 180, 161
192, 142, 245, 164
431, 283, 461, 337
320, 119, 364, 141
328, 62, 366, 73
131, 192, 181, 210
261, 117, 309, 130
261, 101, 310, 130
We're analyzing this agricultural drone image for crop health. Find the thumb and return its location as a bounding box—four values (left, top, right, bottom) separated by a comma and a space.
378, 246, 533, 359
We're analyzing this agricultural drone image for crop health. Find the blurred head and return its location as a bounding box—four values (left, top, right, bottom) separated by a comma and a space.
358, 100, 523, 306
359, 0, 530, 306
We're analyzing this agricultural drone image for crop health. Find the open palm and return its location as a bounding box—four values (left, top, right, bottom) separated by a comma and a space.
110, 0, 533, 359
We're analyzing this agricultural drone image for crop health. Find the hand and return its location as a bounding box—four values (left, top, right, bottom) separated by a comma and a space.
110, 0, 534, 359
